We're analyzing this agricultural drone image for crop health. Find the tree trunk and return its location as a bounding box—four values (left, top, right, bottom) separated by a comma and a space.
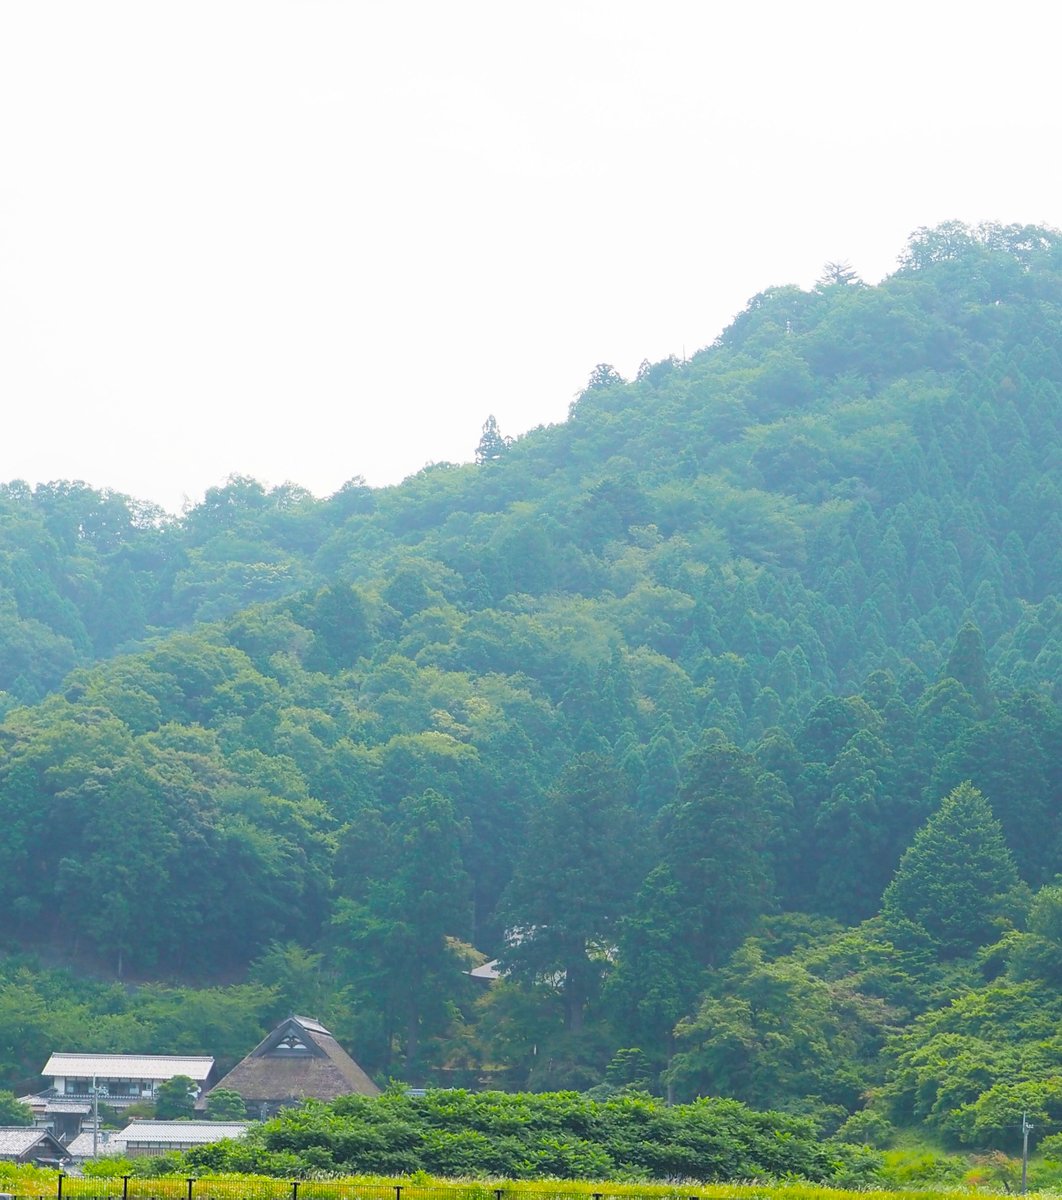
665, 1031, 674, 1106
406, 1001, 420, 1066
564, 962, 586, 1033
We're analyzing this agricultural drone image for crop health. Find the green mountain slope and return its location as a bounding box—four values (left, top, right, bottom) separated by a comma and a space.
0, 221, 1059, 1144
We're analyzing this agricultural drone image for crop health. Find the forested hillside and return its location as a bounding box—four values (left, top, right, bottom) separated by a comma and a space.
1, 221, 1060, 1152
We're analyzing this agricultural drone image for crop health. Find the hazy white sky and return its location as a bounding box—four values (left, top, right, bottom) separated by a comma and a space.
1, 1, 1059, 514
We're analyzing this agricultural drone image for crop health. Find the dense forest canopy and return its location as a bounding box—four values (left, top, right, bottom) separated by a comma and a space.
1, 221, 1061, 1159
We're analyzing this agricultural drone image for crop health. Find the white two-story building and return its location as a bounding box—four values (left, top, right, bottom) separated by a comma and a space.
25, 1053, 216, 1140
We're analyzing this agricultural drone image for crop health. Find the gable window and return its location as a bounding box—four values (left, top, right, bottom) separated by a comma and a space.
274, 1034, 310, 1053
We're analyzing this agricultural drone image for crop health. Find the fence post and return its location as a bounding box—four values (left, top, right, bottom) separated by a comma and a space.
123, 1178, 130, 1200
292, 1184, 299, 1200
394, 1187, 402, 1200
495, 1191, 503, 1200
57, 1174, 64, 1200
187, 1179, 195, 1200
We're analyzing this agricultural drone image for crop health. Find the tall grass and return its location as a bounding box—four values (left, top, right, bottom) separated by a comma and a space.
4, 1166, 1061, 1200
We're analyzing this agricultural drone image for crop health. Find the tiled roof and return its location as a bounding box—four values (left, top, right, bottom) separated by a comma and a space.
121, 1121, 248, 1144
67, 1122, 248, 1158
0, 1128, 53, 1155
66, 1129, 126, 1158
43, 1054, 215, 1081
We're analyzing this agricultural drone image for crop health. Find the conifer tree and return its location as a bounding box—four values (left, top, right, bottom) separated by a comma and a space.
880, 781, 1020, 957
659, 730, 779, 966
475, 414, 509, 464
500, 754, 640, 1032
637, 730, 680, 816
943, 621, 994, 717
608, 863, 706, 1088
1008, 884, 1062, 985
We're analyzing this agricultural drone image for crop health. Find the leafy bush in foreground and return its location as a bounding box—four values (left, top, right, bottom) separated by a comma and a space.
181, 1090, 880, 1184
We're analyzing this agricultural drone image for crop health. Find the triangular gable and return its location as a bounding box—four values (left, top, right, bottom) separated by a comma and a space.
200, 1016, 379, 1111
253, 1016, 327, 1059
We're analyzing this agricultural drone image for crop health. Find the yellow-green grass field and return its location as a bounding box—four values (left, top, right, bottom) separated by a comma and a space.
3, 1167, 1061, 1200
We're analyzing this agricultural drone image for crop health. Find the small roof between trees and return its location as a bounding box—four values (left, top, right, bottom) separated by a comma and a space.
123, 1120, 250, 1144
466, 958, 503, 980
200, 1016, 379, 1112
66, 1122, 249, 1160
65, 1128, 125, 1159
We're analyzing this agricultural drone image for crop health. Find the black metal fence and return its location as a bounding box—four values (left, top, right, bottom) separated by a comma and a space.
10, 1183, 724, 1200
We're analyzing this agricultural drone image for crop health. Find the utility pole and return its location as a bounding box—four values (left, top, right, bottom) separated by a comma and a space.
89, 1076, 108, 1160
1021, 1110, 1033, 1194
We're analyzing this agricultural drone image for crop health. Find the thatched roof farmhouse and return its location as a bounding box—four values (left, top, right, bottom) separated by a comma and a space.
199, 1015, 379, 1117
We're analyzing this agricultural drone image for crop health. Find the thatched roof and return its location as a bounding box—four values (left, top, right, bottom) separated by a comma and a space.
202, 1016, 379, 1110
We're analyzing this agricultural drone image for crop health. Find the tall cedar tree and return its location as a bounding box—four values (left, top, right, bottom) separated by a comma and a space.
660, 730, 780, 966
942, 621, 995, 718
881, 781, 1020, 957
500, 753, 640, 1032
331, 789, 472, 1068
